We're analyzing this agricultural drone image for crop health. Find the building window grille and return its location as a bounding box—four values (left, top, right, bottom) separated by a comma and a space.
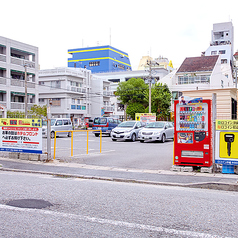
89, 61, 100, 67
178, 75, 210, 84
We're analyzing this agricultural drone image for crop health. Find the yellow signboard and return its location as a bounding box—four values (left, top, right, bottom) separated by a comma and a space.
0, 118, 42, 127
216, 119, 238, 131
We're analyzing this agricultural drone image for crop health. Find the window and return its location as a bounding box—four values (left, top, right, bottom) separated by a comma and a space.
39, 98, 44, 103
51, 80, 61, 88
39, 81, 45, 85
56, 120, 62, 126
221, 59, 227, 64
52, 98, 61, 106
71, 105, 76, 109
72, 98, 75, 104
63, 120, 69, 125
89, 61, 100, 67
178, 75, 210, 84
118, 64, 125, 70
219, 50, 226, 54
211, 51, 217, 55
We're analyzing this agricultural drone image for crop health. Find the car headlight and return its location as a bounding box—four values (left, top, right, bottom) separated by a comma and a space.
124, 129, 132, 133
154, 131, 160, 135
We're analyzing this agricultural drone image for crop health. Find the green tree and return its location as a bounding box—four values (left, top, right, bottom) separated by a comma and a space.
115, 78, 148, 105
7, 110, 25, 118
145, 82, 172, 120
126, 102, 145, 120
28, 105, 47, 118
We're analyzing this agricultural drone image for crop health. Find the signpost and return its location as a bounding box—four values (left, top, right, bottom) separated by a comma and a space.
0, 118, 42, 154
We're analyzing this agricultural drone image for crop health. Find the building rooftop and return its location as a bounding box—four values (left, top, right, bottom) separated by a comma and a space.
177, 55, 219, 73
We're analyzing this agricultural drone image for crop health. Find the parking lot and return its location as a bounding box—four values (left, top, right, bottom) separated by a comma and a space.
42, 132, 174, 171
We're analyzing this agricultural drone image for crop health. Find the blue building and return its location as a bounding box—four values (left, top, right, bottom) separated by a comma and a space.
68, 45, 132, 73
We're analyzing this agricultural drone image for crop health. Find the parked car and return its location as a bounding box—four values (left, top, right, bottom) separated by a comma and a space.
138, 121, 174, 143
92, 117, 121, 137
42, 118, 73, 138
111, 120, 144, 142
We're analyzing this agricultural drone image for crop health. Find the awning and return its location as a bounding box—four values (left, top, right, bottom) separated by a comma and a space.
0, 91, 6, 93
11, 69, 35, 76
11, 91, 35, 96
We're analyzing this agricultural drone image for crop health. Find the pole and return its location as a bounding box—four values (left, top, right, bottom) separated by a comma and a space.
212, 93, 217, 173
148, 60, 152, 113
24, 64, 28, 118
47, 99, 52, 161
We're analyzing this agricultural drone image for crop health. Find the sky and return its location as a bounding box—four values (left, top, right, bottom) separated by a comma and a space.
1, 0, 237, 70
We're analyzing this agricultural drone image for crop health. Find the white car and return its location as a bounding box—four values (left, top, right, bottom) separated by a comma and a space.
138, 121, 174, 143
111, 121, 144, 142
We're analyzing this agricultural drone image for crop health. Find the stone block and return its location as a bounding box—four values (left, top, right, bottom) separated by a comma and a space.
28, 154, 40, 161
9, 152, 19, 159
201, 166, 213, 173
181, 166, 193, 172
19, 153, 29, 160
170, 165, 181, 172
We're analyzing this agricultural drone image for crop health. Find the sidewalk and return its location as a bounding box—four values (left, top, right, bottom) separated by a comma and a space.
0, 157, 238, 191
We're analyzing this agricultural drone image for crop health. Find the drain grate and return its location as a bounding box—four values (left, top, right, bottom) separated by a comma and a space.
6, 199, 53, 209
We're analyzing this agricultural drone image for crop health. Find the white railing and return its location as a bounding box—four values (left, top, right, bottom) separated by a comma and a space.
103, 106, 113, 112
10, 78, 35, 88
10, 57, 35, 68
0, 77, 6, 85
11, 78, 24, 87
103, 91, 112, 96
11, 102, 35, 110
39, 67, 85, 77
0, 54, 6, 62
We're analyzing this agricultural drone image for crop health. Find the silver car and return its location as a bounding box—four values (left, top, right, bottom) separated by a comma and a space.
138, 121, 174, 143
111, 121, 144, 142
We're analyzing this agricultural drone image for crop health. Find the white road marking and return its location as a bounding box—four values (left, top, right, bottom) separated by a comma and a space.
0, 204, 227, 238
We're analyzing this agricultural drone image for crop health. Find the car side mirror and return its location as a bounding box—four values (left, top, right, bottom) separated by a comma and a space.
164, 126, 168, 129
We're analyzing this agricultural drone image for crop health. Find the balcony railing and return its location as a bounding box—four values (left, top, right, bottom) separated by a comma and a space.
10, 78, 35, 88
103, 106, 113, 112
103, 91, 112, 96
0, 54, 6, 62
11, 102, 35, 110
11, 57, 35, 68
0, 77, 6, 85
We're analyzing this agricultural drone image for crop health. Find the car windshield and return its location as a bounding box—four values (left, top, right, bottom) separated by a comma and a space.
51, 119, 56, 126
94, 118, 107, 125
145, 122, 165, 128
42, 120, 47, 126
118, 121, 136, 128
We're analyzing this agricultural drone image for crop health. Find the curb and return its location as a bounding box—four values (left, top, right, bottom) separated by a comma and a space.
1, 167, 238, 192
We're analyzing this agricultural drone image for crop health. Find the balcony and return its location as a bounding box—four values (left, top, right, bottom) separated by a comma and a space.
10, 78, 35, 88
103, 105, 113, 112
0, 77, 6, 85
11, 102, 35, 110
11, 57, 35, 68
103, 91, 112, 96
0, 54, 6, 62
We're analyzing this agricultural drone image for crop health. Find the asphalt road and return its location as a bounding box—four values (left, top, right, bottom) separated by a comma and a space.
0, 171, 237, 238
42, 132, 174, 171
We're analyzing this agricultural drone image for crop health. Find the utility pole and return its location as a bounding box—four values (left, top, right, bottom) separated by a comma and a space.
24, 63, 28, 118
47, 99, 52, 161
147, 60, 159, 113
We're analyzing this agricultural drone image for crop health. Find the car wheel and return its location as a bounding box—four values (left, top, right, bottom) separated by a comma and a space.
51, 131, 55, 139
160, 134, 166, 143
95, 133, 99, 137
131, 133, 136, 142
140, 140, 144, 143
112, 138, 116, 141
68, 132, 71, 137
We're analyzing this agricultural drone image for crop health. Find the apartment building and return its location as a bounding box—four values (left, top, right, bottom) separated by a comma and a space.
38, 67, 113, 125
0, 36, 39, 116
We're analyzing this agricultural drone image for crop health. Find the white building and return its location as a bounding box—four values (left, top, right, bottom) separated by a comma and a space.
94, 68, 169, 120
38, 67, 112, 125
0, 36, 39, 115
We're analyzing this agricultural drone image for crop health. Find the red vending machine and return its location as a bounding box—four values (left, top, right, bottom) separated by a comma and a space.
174, 98, 212, 167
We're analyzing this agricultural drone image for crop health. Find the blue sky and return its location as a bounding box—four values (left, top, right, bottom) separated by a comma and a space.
1, 0, 237, 70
